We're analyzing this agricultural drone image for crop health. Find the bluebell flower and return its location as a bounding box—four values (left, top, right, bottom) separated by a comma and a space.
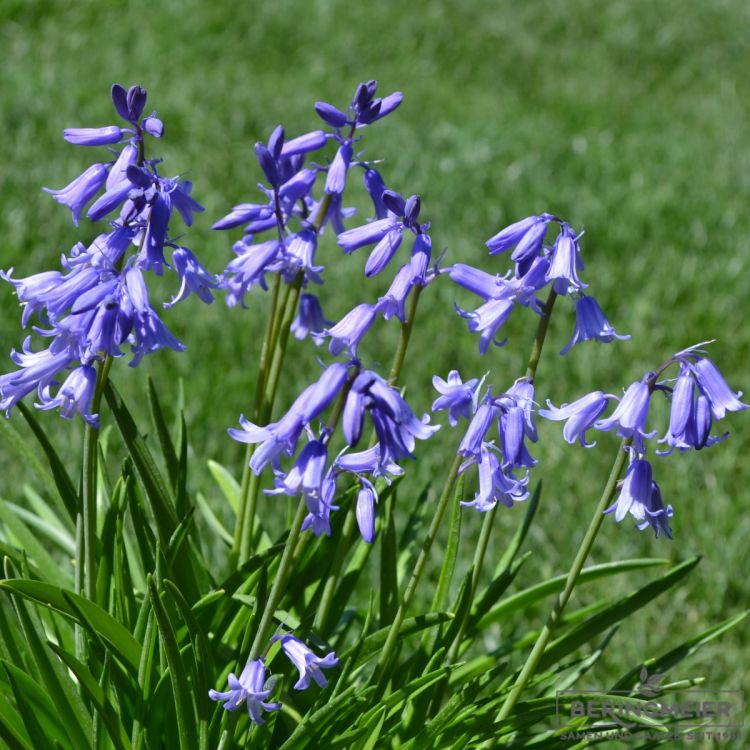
315, 80, 402, 131
561, 295, 629, 355
340, 369, 438, 464
635, 481, 674, 539
692, 357, 747, 420
43, 164, 109, 225
595, 380, 656, 451
539, 391, 612, 447
291, 293, 331, 344
36, 363, 98, 426
337, 189, 430, 278
604, 455, 653, 523
431, 370, 480, 426
458, 402, 497, 459
355, 479, 378, 543
363, 168, 389, 219
659, 363, 729, 452
208, 659, 280, 724
545, 224, 586, 293
459, 444, 529, 511
165, 246, 219, 307
221, 240, 282, 306
449, 263, 506, 299
605, 456, 673, 538
282, 230, 324, 285
324, 141, 353, 195
267, 438, 328, 498
300, 471, 339, 537
230, 363, 350, 474
272, 635, 339, 690
455, 298, 514, 355
485, 214, 552, 257
212, 203, 274, 231
63, 126, 124, 147
451, 256, 550, 354
334, 444, 404, 480
326, 304, 378, 356
0, 341, 73, 416
375, 264, 415, 322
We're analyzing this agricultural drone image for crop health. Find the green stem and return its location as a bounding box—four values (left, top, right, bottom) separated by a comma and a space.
373, 452, 463, 684
448, 286, 559, 659
248, 498, 308, 659
312, 284, 425, 634
525, 288, 557, 382
388, 284, 422, 384
261, 276, 303, 421
234, 275, 282, 555
81, 355, 114, 601
495, 438, 630, 722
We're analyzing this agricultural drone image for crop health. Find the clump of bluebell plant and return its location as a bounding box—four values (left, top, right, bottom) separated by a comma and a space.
1, 79, 746, 748
0, 84, 215, 424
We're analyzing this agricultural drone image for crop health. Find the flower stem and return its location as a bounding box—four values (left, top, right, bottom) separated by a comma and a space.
234, 275, 282, 555
373, 452, 463, 686
248, 497, 309, 659
312, 285, 424, 634
448, 286, 559, 659
495, 438, 629, 722
525, 288, 557, 382
388, 284, 422, 384
81, 354, 114, 601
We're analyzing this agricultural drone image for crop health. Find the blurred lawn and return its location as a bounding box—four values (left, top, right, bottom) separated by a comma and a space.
1, 0, 748, 711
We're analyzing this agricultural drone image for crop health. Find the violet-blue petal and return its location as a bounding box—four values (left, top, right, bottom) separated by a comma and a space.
315, 101, 349, 128
364, 228, 403, 277
324, 141, 352, 195
327, 304, 377, 356
142, 115, 164, 138
43, 163, 109, 226
539, 391, 611, 447
356, 482, 377, 543
281, 130, 328, 157
212, 203, 273, 231
692, 357, 747, 420
63, 126, 124, 146
561, 295, 630, 355
337, 218, 395, 254
486, 215, 542, 255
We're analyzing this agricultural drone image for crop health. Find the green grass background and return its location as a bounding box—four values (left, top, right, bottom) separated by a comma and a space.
1, 0, 748, 720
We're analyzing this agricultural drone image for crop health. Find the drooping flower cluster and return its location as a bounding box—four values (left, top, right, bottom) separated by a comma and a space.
540, 342, 747, 537
0, 85, 216, 425
212, 81, 404, 308
209, 634, 338, 724
432, 371, 535, 511
450, 214, 628, 355
229, 360, 437, 541
213, 82, 441, 361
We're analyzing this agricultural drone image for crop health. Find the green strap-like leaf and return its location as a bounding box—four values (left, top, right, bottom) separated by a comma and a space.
104, 381, 178, 548
46, 642, 131, 750
340, 612, 454, 669
0, 579, 141, 675
3, 662, 72, 750
147, 575, 198, 750
3, 582, 92, 749
538, 557, 701, 671
475, 557, 669, 630
15, 403, 78, 524
147, 376, 180, 492
0, 498, 70, 587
